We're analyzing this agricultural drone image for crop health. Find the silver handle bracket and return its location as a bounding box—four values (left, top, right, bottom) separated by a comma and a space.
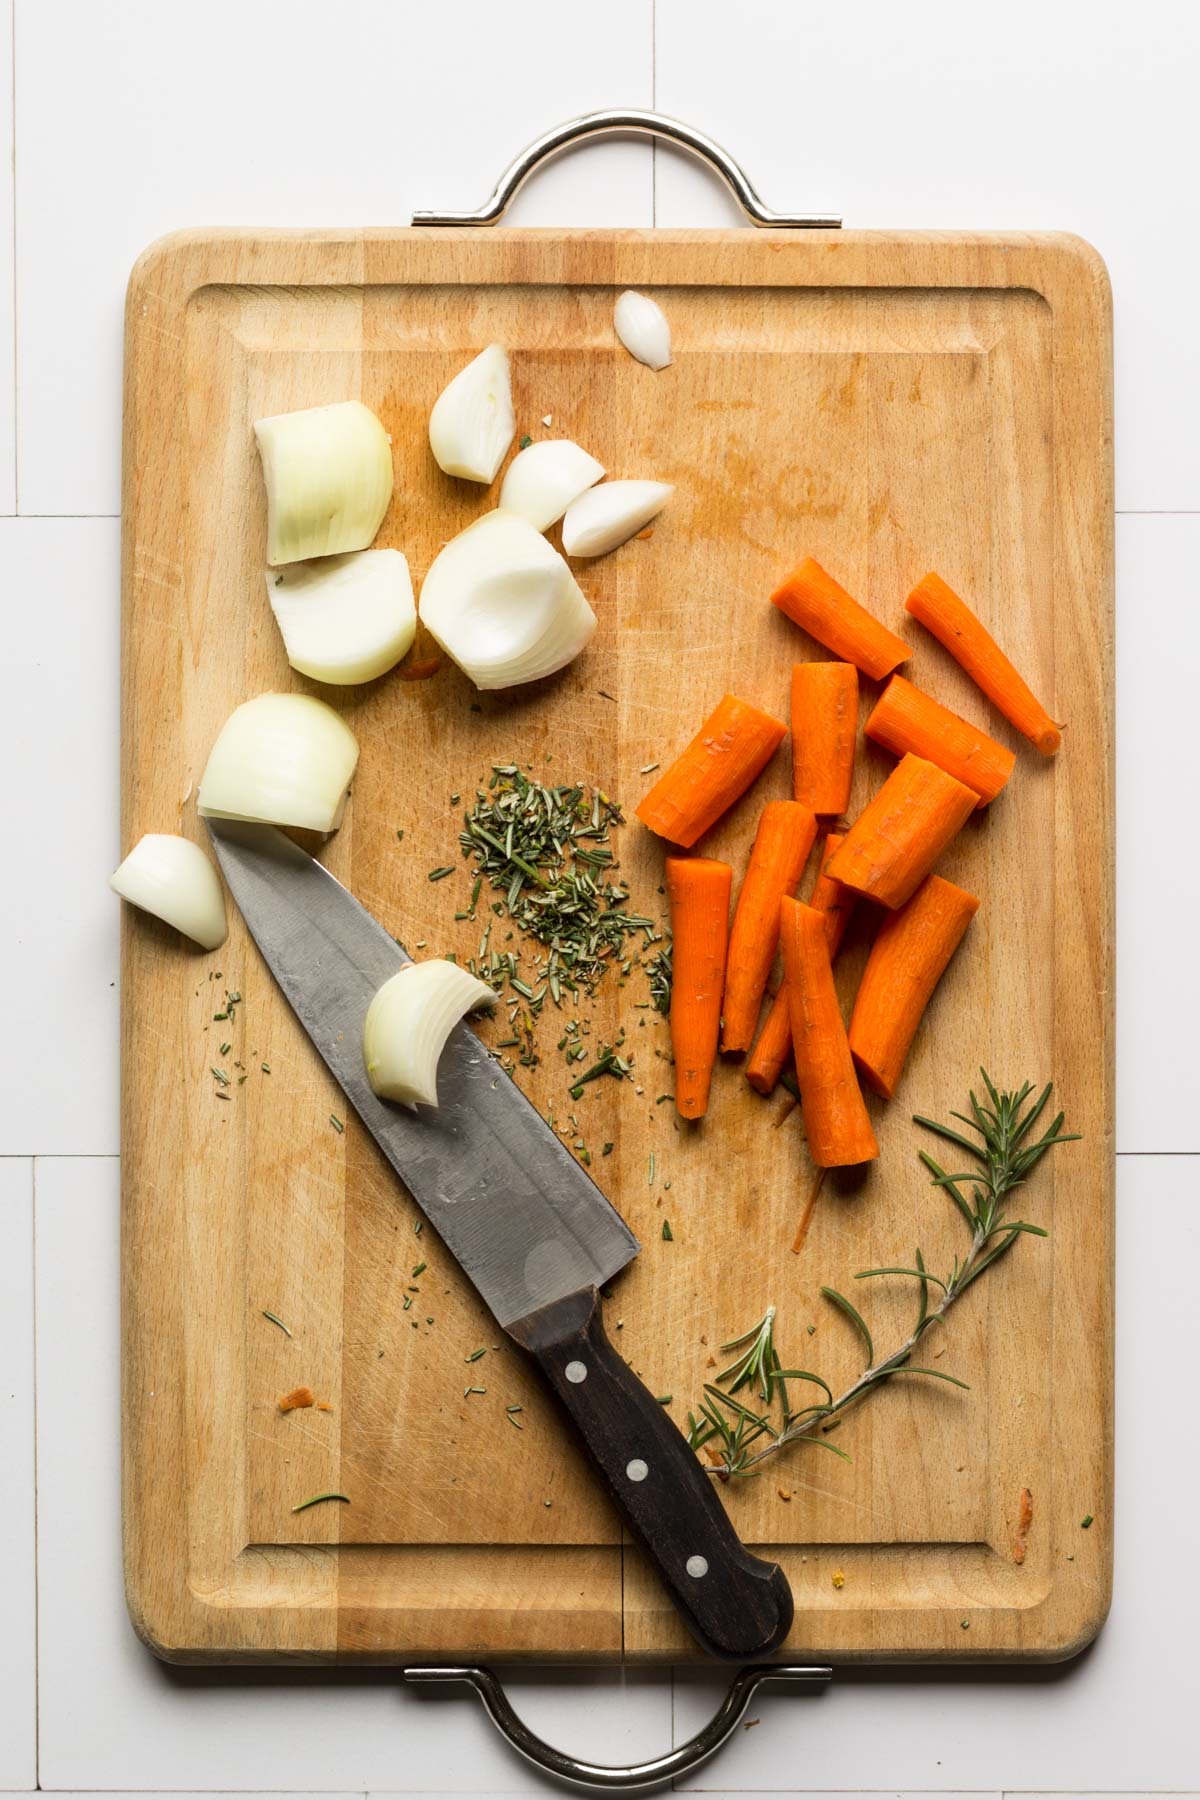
412, 109, 840, 230
402, 1662, 832, 1792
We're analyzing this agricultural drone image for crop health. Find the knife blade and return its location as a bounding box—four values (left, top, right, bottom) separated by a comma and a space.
208, 820, 793, 1662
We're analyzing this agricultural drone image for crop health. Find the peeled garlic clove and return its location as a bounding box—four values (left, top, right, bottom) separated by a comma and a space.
419, 508, 597, 690
254, 401, 393, 567
561, 480, 673, 558
498, 439, 605, 532
364, 960, 497, 1107
110, 833, 227, 951
614, 291, 672, 370
265, 549, 416, 686
197, 693, 359, 834
428, 344, 515, 483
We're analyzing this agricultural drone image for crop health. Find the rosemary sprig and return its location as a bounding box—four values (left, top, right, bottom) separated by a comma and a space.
688, 1074, 1077, 1478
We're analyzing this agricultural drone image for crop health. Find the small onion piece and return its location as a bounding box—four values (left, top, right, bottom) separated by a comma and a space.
428, 344, 515, 484
614, 290, 672, 370
110, 833, 227, 951
561, 480, 673, 558
418, 509, 597, 690
498, 439, 605, 532
265, 549, 416, 685
197, 693, 359, 833
363, 960, 497, 1107
254, 401, 394, 566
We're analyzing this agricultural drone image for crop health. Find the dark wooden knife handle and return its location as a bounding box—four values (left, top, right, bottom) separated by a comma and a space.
510, 1286, 793, 1661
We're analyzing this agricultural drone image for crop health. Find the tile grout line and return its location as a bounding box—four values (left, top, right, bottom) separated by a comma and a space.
8, 0, 15, 515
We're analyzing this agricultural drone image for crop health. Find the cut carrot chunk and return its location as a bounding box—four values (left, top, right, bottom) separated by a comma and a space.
721, 801, 818, 1053
636, 694, 787, 848
745, 985, 793, 1096
905, 571, 1061, 756
790, 662, 858, 814
771, 557, 911, 681
827, 753, 975, 910
849, 874, 980, 1098
807, 830, 856, 958
665, 855, 732, 1119
779, 898, 878, 1167
865, 674, 1015, 807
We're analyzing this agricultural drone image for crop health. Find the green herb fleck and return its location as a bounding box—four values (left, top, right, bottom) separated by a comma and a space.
261, 1062, 271, 1074
662, 1219, 673, 1241
291, 1491, 350, 1514
1081, 1514, 1094, 1529
428, 866, 455, 882
211, 1067, 230, 1085
465, 1348, 487, 1364
519, 433, 533, 449
219, 1042, 232, 1056
412, 1262, 427, 1279
262, 1310, 292, 1337
330, 1114, 345, 1133
656, 1394, 673, 1406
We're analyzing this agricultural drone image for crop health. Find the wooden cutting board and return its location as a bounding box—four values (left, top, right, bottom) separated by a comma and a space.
121, 228, 1113, 1664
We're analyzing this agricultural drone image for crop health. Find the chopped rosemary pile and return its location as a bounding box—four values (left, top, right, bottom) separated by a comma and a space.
687, 1073, 1077, 1478
453, 766, 670, 1058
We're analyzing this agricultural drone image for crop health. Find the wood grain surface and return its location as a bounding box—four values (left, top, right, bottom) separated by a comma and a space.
121, 228, 1113, 1663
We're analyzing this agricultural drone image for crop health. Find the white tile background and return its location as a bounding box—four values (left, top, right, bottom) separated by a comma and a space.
5, 0, 1197, 1794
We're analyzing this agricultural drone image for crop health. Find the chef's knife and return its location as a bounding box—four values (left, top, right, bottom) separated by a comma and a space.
208, 821, 793, 1662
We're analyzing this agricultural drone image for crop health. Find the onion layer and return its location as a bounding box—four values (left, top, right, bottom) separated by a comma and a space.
266, 549, 416, 685
364, 960, 497, 1107
498, 439, 605, 531
562, 480, 673, 558
429, 345, 515, 484
110, 834, 227, 950
254, 401, 394, 566
197, 693, 359, 833
418, 509, 597, 690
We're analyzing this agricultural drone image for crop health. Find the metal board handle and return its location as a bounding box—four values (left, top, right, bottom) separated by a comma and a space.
402, 1663, 831, 1792
412, 109, 841, 229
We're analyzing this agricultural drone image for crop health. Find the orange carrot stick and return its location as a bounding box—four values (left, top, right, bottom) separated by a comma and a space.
790, 662, 858, 814
636, 694, 787, 848
807, 830, 856, 958
746, 833, 854, 1097
865, 674, 1015, 808
827, 753, 975, 910
745, 985, 793, 1096
779, 898, 878, 1167
665, 855, 732, 1119
721, 800, 818, 1053
771, 557, 911, 682
905, 571, 1061, 756
849, 875, 980, 1098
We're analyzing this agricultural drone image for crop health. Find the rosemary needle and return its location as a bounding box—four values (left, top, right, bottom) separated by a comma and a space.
291, 1491, 349, 1514
261, 1310, 292, 1338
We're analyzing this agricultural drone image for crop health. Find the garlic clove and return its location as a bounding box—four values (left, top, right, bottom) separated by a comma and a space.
614, 291, 672, 370
110, 833, 227, 951
428, 344, 515, 483
254, 401, 393, 566
265, 549, 416, 685
561, 480, 673, 558
197, 693, 359, 834
363, 960, 497, 1107
498, 439, 605, 532
418, 508, 596, 690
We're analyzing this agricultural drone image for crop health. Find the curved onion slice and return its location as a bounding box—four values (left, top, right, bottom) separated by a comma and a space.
363, 960, 497, 1107
498, 439, 605, 532
614, 290, 672, 370
561, 480, 673, 558
428, 345, 514, 483
254, 401, 393, 566
110, 833, 227, 951
265, 550, 416, 685
197, 693, 359, 833
419, 509, 597, 690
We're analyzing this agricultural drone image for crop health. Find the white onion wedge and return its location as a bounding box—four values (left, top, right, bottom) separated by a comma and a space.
254, 401, 393, 566
110, 833, 227, 951
561, 480, 673, 558
197, 693, 359, 833
428, 345, 514, 484
419, 509, 597, 690
498, 439, 605, 532
363, 960, 497, 1107
265, 550, 416, 685
614, 290, 672, 370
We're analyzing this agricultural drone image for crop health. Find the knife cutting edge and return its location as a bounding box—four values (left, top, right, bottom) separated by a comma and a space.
208, 820, 793, 1661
